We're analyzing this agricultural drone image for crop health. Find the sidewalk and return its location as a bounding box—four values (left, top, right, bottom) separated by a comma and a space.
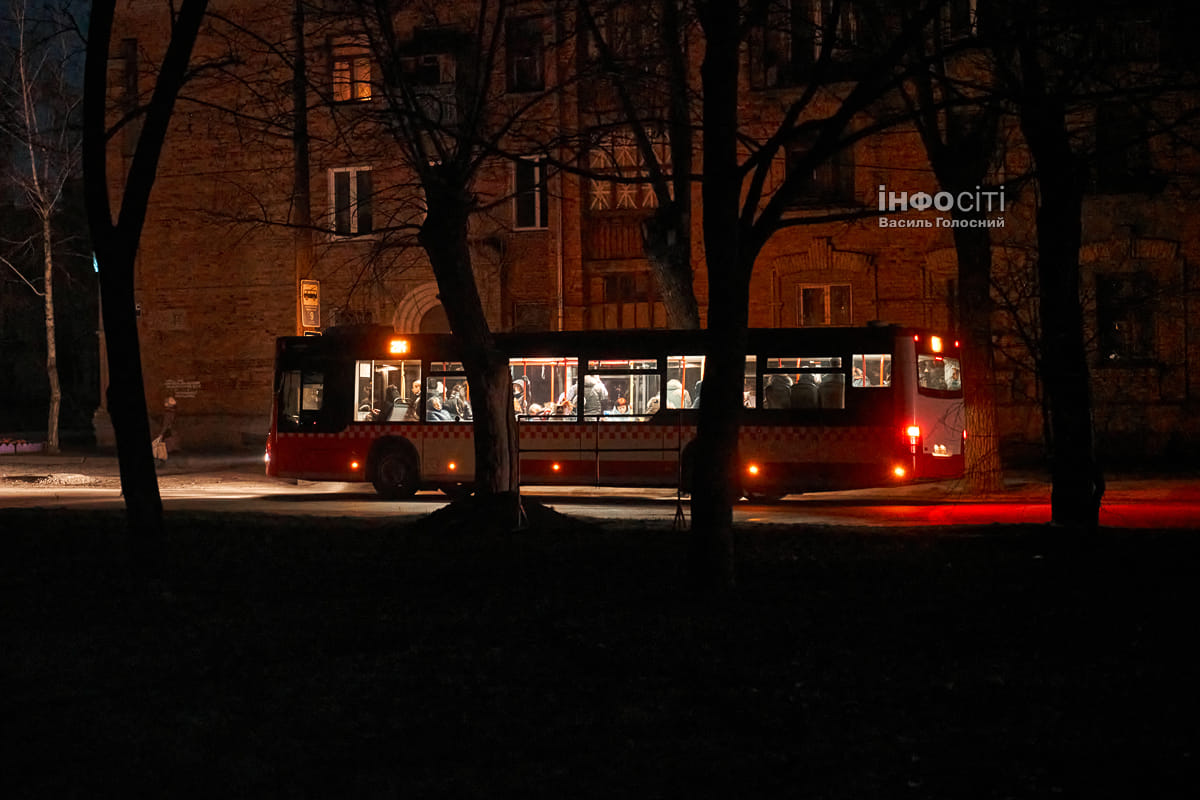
0, 450, 266, 479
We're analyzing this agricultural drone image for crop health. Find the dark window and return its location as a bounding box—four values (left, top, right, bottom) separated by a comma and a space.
513, 302, 553, 331
515, 157, 549, 229
799, 284, 852, 326
589, 271, 665, 329
751, 0, 877, 89
941, 0, 976, 40
506, 17, 545, 92
1094, 104, 1160, 194
1097, 273, 1156, 362
331, 167, 373, 235
787, 137, 855, 205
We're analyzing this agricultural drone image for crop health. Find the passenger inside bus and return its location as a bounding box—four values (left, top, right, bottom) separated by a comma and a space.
605, 396, 630, 415
427, 395, 454, 421
764, 374, 793, 408
790, 374, 818, 409
369, 385, 401, 422
404, 379, 423, 421
666, 379, 692, 409
446, 381, 472, 420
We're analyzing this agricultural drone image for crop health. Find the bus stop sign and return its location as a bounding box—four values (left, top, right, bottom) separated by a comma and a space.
300, 280, 320, 328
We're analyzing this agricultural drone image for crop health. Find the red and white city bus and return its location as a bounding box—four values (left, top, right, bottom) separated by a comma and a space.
265, 324, 965, 500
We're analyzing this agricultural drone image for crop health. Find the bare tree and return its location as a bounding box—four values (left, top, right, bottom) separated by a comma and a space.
82, 0, 209, 582
578, 0, 702, 328
684, 0, 946, 588
900, 7, 1006, 493
0, 0, 83, 453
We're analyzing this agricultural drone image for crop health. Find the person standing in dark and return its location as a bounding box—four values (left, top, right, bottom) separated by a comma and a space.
154, 396, 179, 465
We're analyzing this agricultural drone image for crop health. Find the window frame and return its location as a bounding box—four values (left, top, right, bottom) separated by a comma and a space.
506, 16, 545, 93
328, 166, 374, 238
331, 38, 372, 103
1095, 272, 1157, 364
797, 283, 853, 327
514, 155, 549, 230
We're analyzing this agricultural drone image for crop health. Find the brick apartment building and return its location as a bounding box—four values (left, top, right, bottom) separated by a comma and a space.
100, 0, 1200, 463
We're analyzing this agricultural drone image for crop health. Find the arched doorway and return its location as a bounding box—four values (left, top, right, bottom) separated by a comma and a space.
418, 304, 451, 333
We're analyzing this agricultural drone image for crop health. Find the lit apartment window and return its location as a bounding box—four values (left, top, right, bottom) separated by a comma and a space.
506, 17, 545, 93
331, 39, 371, 102
798, 283, 852, 326
514, 156, 549, 229
329, 167, 373, 236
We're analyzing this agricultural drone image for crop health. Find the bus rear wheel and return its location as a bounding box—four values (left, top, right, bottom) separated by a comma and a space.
440, 483, 474, 501
372, 447, 419, 499
743, 491, 785, 504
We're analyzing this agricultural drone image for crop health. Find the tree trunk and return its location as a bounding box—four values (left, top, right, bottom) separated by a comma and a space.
82, 0, 210, 582
1018, 89, 1103, 529
952, 223, 1005, 493
419, 187, 519, 506
690, 0, 744, 591
642, 202, 700, 329
97, 236, 166, 580
42, 214, 61, 453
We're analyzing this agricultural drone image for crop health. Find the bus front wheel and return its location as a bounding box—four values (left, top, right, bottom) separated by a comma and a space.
372, 447, 419, 499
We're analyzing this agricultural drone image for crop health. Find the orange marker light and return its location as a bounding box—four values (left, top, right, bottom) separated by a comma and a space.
930, 335, 943, 353
747, 464, 761, 476
893, 465, 907, 478
552, 463, 561, 472
389, 339, 410, 355
351, 461, 360, 470
448, 462, 457, 472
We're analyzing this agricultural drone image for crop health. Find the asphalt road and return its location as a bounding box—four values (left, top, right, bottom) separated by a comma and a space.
2, 453, 1198, 528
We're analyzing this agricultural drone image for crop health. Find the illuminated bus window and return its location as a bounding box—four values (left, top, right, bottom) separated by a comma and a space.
741, 356, 756, 408
278, 369, 324, 430
666, 356, 704, 408
767, 357, 841, 370
918, 355, 960, 392
584, 357, 661, 418
762, 357, 844, 409
355, 359, 420, 422
853, 354, 892, 388
511, 357, 575, 418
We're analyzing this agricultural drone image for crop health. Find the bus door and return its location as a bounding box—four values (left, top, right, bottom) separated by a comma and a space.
589, 358, 679, 486
511, 357, 587, 484
417, 372, 475, 484
272, 365, 352, 480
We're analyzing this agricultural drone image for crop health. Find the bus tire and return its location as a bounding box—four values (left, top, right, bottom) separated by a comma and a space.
743, 491, 785, 504
371, 444, 419, 499
441, 483, 474, 501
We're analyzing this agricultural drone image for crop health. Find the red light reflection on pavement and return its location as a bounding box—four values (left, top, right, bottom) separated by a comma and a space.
800, 501, 1200, 529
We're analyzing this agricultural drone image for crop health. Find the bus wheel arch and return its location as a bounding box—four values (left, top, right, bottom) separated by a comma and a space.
369, 437, 420, 499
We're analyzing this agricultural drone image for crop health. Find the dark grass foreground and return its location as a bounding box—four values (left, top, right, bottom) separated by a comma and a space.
3, 504, 1199, 798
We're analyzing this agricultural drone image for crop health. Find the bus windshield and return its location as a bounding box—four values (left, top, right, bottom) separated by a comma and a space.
918, 354, 962, 392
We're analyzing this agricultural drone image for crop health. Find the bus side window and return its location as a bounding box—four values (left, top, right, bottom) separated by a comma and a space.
280, 370, 301, 425
853, 354, 892, 387
816, 373, 844, 409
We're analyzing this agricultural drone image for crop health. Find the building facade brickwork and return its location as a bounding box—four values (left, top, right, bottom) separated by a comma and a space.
101, 0, 1200, 464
